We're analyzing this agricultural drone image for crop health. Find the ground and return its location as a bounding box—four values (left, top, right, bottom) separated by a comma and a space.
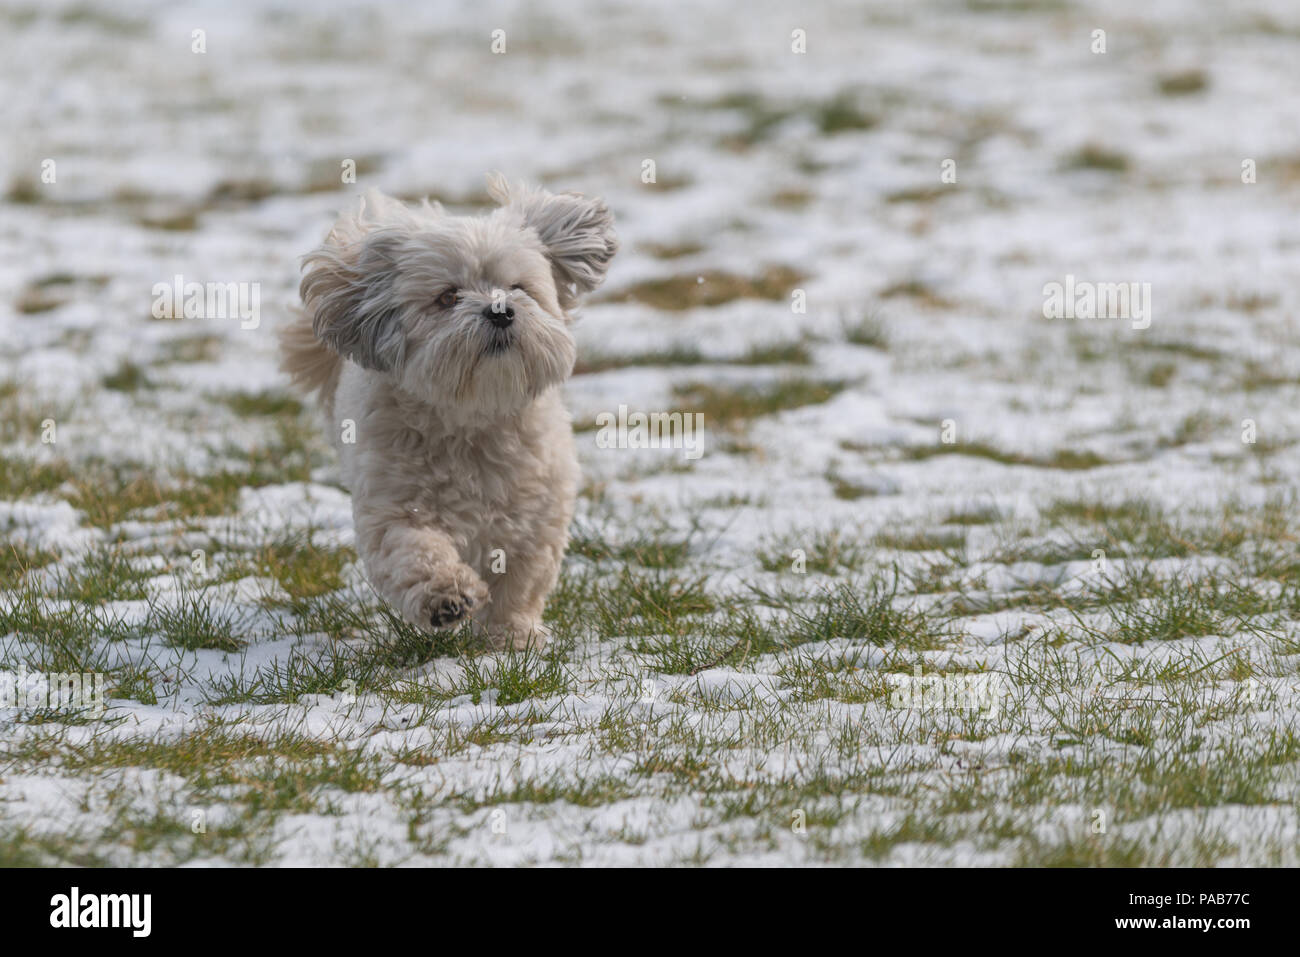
2, 0, 1300, 865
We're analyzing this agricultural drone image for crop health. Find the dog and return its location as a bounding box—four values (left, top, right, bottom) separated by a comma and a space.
279, 174, 618, 650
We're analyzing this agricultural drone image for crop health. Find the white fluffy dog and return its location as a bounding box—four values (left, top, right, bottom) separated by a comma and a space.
279, 174, 618, 650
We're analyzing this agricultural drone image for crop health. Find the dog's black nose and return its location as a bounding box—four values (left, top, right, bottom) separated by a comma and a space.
483, 304, 514, 328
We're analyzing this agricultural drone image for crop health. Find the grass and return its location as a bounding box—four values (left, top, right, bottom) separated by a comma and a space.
686, 90, 876, 150
219, 391, 305, 418
0, 381, 70, 446
569, 534, 691, 569
943, 505, 1003, 526
103, 361, 150, 392
63, 467, 241, 527
875, 528, 967, 552
778, 581, 948, 652
2, 316, 1290, 869
6, 0, 1297, 869
841, 312, 890, 348
147, 590, 248, 653
828, 474, 877, 500
0, 541, 57, 582
1062, 145, 1131, 173
15, 286, 67, 314
889, 439, 1112, 471
757, 528, 867, 575
673, 378, 845, 428
396, 647, 575, 708
2, 416, 1277, 862
1, 518, 1291, 864
1158, 70, 1209, 96
1071, 573, 1284, 645
59, 421, 322, 527
640, 241, 704, 260
878, 278, 954, 309
1007, 498, 1266, 563
0, 722, 383, 861
574, 340, 811, 375
212, 533, 356, 602
591, 567, 716, 638
606, 266, 805, 310
158, 334, 224, 364
51, 546, 150, 603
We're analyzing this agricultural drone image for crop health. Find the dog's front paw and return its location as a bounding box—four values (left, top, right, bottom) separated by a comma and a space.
410, 564, 490, 632
431, 594, 475, 628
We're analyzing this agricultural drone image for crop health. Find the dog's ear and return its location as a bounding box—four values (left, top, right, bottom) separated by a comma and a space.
300, 229, 407, 372
487, 172, 618, 310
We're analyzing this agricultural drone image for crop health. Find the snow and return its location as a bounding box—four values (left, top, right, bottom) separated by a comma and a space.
2, 0, 1300, 865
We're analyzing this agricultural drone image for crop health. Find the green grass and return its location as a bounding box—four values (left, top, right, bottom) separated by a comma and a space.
875, 528, 967, 552
777, 649, 894, 705
396, 647, 575, 708
449, 772, 638, 813
1076, 573, 1284, 645
781, 581, 947, 652
640, 240, 704, 260
607, 266, 804, 310
688, 90, 876, 150
0, 587, 134, 672
943, 505, 1003, 526
205, 637, 380, 706
568, 533, 691, 569
814, 93, 877, 134
51, 546, 150, 603
0, 723, 383, 859
1158, 70, 1209, 96
213, 533, 356, 602
841, 312, 890, 348
148, 590, 247, 652
1, 395, 1290, 866
1002, 498, 1266, 564
673, 378, 845, 428
59, 421, 322, 527
103, 361, 150, 392
574, 340, 811, 375
892, 440, 1112, 471
828, 473, 877, 500
4, 0, 1296, 869
63, 466, 241, 527
590, 567, 716, 638
0, 541, 57, 582
0, 381, 70, 445
757, 528, 867, 575
1062, 144, 1131, 172
158, 334, 224, 364
218, 391, 305, 418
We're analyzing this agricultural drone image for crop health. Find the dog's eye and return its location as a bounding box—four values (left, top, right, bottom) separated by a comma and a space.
436, 288, 459, 308
510, 284, 526, 294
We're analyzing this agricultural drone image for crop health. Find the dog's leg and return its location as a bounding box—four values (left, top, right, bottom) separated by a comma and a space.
355, 518, 490, 632
483, 537, 565, 651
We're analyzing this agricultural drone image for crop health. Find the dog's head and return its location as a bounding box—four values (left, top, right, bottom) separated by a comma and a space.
301, 174, 617, 417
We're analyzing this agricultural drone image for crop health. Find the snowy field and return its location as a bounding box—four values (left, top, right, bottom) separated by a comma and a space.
3, 0, 1300, 865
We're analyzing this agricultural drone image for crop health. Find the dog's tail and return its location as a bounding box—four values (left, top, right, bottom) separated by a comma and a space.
278, 305, 342, 409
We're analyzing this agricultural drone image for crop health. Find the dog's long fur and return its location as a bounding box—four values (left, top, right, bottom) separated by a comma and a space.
280, 175, 617, 649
